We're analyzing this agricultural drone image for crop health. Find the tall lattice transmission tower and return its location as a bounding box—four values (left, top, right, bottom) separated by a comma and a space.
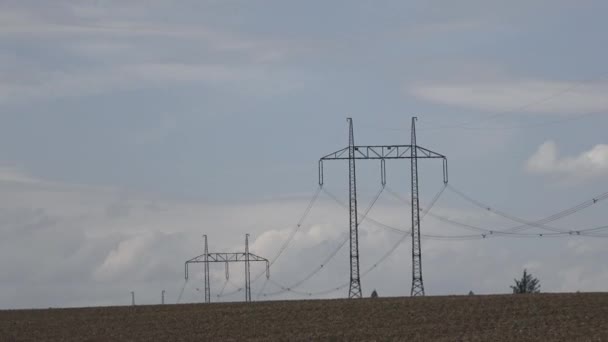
319, 117, 447, 297
409, 117, 424, 296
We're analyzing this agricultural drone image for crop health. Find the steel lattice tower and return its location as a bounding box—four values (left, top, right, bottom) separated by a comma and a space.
319, 117, 447, 298
203, 235, 211, 303
185, 235, 269, 303
347, 118, 362, 299
410, 117, 425, 296
245, 234, 252, 302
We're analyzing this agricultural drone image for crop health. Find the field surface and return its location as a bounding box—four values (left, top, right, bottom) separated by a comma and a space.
1, 293, 607, 341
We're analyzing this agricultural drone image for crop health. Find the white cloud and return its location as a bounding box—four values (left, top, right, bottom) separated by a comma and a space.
0, 2, 306, 107
525, 141, 608, 181
94, 233, 157, 281
0, 166, 44, 184
0, 4, 292, 61
0, 166, 607, 308
0, 62, 304, 105
408, 80, 608, 115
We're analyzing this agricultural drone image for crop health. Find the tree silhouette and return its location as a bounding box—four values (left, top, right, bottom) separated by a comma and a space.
371, 289, 378, 298
510, 269, 540, 294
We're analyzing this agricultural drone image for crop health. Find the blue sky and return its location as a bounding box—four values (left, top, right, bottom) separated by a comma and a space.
1, 0, 607, 308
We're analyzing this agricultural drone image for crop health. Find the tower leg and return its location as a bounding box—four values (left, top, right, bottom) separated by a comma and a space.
347, 118, 362, 299
410, 117, 425, 296
245, 234, 252, 302
204, 235, 211, 303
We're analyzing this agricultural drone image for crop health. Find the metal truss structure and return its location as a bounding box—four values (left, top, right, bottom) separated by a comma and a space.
319, 117, 447, 297
185, 234, 270, 303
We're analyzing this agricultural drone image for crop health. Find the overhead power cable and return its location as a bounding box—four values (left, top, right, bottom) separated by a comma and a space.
213, 187, 323, 299
249, 186, 322, 283
260, 186, 385, 298
220, 184, 608, 300
176, 280, 188, 304
445, 184, 608, 233
265, 186, 322, 267
215, 187, 322, 299
256, 183, 608, 300
385, 186, 608, 238
216, 278, 230, 298
255, 278, 270, 300
322, 187, 409, 235
222, 181, 608, 301
265, 185, 446, 298
324, 185, 484, 240
216, 278, 248, 299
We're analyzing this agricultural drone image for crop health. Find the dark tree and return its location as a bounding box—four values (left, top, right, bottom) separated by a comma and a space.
371, 289, 378, 298
510, 269, 541, 294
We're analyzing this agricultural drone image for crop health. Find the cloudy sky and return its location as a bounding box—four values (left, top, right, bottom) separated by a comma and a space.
1, 0, 608, 309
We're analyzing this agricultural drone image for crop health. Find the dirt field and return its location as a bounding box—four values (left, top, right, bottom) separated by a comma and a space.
1, 293, 607, 341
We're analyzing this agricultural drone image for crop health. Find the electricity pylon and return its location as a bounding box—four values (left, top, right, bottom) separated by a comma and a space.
185, 234, 270, 303
319, 117, 447, 297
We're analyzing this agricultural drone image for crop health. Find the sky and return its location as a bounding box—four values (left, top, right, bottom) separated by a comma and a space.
1, 0, 608, 309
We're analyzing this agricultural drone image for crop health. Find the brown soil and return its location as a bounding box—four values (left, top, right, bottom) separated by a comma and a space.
1, 293, 607, 341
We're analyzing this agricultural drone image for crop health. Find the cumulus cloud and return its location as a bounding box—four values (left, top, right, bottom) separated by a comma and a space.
94, 233, 157, 281
525, 141, 608, 180
408, 80, 608, 115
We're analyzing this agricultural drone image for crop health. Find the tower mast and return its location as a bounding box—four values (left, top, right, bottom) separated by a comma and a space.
347, 118, 362, 299
410, 117, 425, 296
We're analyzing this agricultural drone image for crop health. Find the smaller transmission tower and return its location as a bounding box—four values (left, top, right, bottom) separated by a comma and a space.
245, 234, 252, 302
185, 234, 270, 303
203, 235, 211, 303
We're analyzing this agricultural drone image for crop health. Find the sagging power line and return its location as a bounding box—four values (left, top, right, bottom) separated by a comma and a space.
183, 117, 608, 303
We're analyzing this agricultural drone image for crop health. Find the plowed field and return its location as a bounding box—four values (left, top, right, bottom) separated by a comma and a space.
1, 293, 607, 341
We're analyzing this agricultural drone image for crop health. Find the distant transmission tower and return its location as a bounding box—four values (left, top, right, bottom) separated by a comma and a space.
185, 234, 270, 303
319, 117, 447, 297
245, 234, 252, 302
203, 234, 211, 303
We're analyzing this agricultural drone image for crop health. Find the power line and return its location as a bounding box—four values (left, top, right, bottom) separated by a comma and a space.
385, 186, 608, 238
215, 188, 325, 299
263, 185, 447, 299
264, 187, 322, 269
220, 181, 608, 302
246, 186, 385, 298
445, 184, 608, 233
185, 115, 608, 302
246, 186, 322, 286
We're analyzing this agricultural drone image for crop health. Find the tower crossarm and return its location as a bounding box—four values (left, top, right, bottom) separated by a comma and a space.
184, 235, 270, 303
319, 145, 448, 186
320, 145, 444, 160
186, 252, 269, 263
